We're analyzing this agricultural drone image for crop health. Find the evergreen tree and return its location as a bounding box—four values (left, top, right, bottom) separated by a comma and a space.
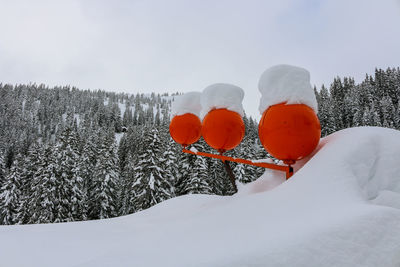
0, 154, 24, 225
329, 77, 345, 130
52, 128, 86, 222
118, 133, 129, 171
26, 145, 57, 224
209, 158, 236, 195
88, 130, 119, 219
131, 127, 173, 212
253, 140, 269, 179
183, 154, 212, 194
395, 102, 400, 128
380, 96, 396, 128
370, 103, 381, 126
122, 107, 133, 127
175, 149, 195, 196
0, 152, 5, 185
233, 138, 257, 184
318, 85, 336, 136
77, 137, 97, 221
362, 107, 372, 126
15, 142, 42, 224
120, 154, 136, 215
161, 137, 179, 191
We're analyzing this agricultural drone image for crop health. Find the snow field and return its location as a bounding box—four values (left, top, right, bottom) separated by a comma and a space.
0, 126, 399, 266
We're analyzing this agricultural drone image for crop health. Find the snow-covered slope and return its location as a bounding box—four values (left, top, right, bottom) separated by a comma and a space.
1, 127, 400, 267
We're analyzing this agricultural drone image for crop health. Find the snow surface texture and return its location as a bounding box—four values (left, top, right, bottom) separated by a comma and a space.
1, 127, 400, 267
200, 83, 244, 120
258, 64, 318, 114
171, 92, 202, 118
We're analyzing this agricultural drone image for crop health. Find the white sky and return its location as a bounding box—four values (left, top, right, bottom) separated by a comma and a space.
1, 0, 400, 119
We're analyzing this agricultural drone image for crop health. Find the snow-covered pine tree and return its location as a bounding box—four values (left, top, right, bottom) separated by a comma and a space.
247, 117, 259, 141
109, 102, 122, 133
0, 151, 5, 186
370, 103, 381, 127
352, 108, 364, 127
175, 138, 215, 195
120, 153, 136, 215
52, 127, 86, 222
209, 158, 236, 195
76, 137, 98, 221
318, 85, 336, 136
341, 77, 355, 127
15, 142, 42, 224
145, 103, 155, 125
362, 107, 372, 126
0, 154, 24, 225
395, 101, 400, 128
122, 106, 133, 127
131, 127, 173, 212
118, 133, 130, 171
180, 140, 213, 195
379, 96, 396, 128
330, 77, 345, 131
199, 139, 237, 196
233, 137, 257, 184
342, 84, 362, 128
88, 129, 119, 219
175, 148, 194, 196
155, 106, 161, 126
26, 144, 57, 224
161, 137, 179, 193
161, 105, 170, 126
184, 154, 213, 194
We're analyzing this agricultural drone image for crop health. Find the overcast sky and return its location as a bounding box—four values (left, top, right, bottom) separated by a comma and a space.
1, 0, 400, 118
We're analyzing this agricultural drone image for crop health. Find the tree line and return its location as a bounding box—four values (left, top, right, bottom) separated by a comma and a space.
1, 67, 400, 225
315, 68, 400, 136
0, 83, 263, 224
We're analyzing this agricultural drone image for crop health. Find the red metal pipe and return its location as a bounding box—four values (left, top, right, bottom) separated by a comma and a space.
182, 149, 293, 179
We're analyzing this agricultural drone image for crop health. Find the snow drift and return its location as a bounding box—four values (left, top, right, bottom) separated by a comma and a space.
0, 127, 399, 267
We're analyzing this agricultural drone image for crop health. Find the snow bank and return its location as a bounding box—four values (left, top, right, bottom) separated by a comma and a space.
200, 83, 244, 120
1, 127, 400, 267
171, 92, 202, 117
258, 64, 318, 114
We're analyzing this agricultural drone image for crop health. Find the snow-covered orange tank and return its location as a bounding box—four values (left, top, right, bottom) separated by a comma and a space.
169, 113, 202, 146
258, 103, 320, 164
202, 108, 245, 153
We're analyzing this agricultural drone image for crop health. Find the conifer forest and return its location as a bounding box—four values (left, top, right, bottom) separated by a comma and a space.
1, 67, 400, 225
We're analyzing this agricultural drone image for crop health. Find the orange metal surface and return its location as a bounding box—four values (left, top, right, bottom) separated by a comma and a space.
201, 109, 245, 152
169, 113, 202, 146
182, 149, 293, 179
258, 103, 320, 163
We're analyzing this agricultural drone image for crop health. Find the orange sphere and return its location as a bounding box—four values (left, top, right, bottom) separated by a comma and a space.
169, 113, 202, 146
202, 108, 245, 152
258, 103, 321, 163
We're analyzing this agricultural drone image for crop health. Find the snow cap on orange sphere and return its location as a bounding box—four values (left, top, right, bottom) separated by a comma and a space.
200, 83, 245, 152
169, 92, 202, 146
258, 64, 318, 114
258, 65, 321, 163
